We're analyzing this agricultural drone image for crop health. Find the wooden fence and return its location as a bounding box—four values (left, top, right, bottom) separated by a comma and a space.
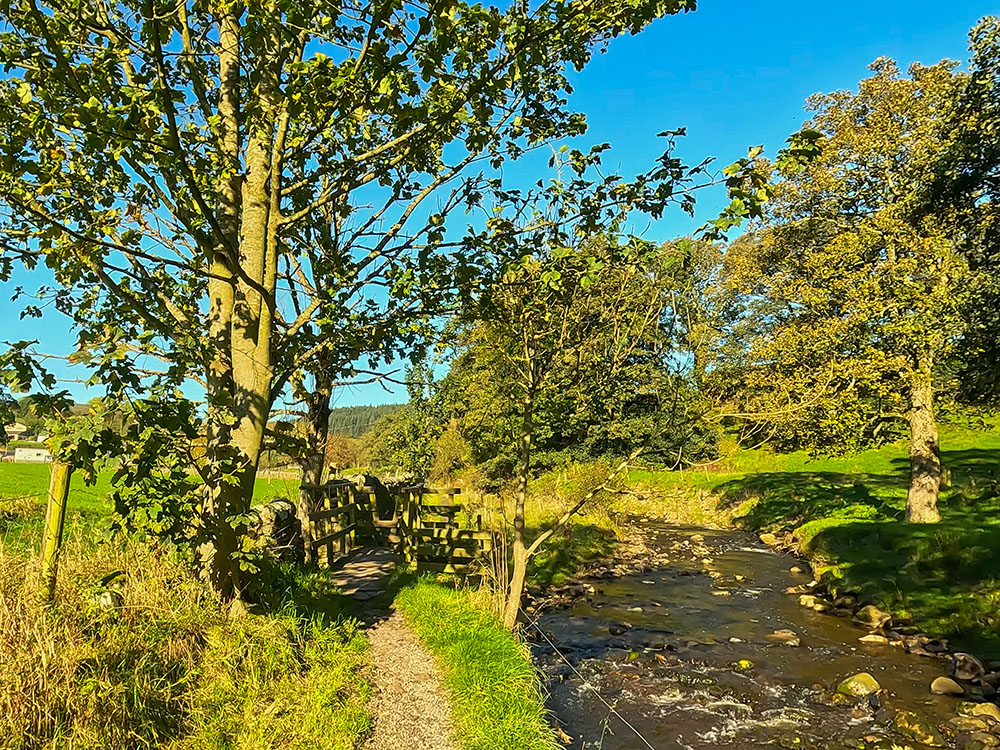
301, 479, 496, 574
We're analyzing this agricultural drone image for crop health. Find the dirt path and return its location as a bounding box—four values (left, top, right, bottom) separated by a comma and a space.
364, 612, 457, 750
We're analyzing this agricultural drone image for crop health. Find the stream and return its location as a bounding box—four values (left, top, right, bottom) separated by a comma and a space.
529, 522, 973, 749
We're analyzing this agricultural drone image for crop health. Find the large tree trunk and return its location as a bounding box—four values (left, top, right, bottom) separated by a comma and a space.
196, 12, 284, 600
906, 361, 941, 523
299, 358, 334, 564
502, 391, 534, 630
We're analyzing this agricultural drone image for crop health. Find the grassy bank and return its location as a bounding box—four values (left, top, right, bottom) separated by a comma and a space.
0, 494, 370, 750
618, 421, 1000, 656
395, 581, 559, 750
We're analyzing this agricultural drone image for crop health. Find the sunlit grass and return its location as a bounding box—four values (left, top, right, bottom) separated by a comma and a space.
395, 580, 559, 750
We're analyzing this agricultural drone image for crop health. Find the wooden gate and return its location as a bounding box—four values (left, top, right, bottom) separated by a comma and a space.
301, 479, 496, 574
302, 479, 375, 565
397, 484, 496, 574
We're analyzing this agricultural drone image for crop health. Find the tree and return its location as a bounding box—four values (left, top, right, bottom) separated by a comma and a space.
325, 433, 359, 473
0, 0, 700, 598
925, 16, 1000, 404
714, 59, 973, 523
440, 238, 720, 478
464, 231, 720, 628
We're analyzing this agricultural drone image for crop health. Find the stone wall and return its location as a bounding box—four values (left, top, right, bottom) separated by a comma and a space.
249, 497, 303, 562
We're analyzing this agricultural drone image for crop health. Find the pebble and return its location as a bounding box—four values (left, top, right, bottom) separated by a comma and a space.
766, 629, 801, 647
930, 676, 965, 696
837, 672, 882, 697
954, 653, 988, 681
859, 634, 889, 645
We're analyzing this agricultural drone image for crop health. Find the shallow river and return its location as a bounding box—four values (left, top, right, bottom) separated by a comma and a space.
529, 523, 963, 749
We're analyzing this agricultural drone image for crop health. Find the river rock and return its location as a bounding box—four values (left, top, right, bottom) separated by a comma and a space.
952, 715, 994, 732
893, 710, 946, 747
837, 672, 882, 697
735, 659, 754, 671
799, 594, 821, 608
855, 604, 892, 628
759, 532, 778, 546
789, 565, 805, 574
958, 733, 1000, 750
859, 634, 890, 645
767, 629, 801, 647
690, 534, 705, 542
970, 702, 1000, 723
931, 676, 965, 696
954, 653, 988, 682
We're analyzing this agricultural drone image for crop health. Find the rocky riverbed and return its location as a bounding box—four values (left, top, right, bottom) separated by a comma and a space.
526, 522, 1000, 749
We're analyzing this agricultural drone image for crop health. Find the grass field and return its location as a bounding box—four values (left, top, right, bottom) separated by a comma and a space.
0, 463, 301, 554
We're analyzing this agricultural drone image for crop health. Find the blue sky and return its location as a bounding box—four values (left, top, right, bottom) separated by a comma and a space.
3, 0, 994, 407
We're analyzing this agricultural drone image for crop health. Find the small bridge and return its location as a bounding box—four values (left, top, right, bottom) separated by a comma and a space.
299, 479, 497, 596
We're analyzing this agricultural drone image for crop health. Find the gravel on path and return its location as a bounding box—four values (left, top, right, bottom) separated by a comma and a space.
364, 612, 457, 750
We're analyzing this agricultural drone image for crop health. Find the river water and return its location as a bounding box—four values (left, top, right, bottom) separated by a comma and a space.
529, 523, 964, 749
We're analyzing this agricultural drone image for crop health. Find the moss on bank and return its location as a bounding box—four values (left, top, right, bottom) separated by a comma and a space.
395, 581, 559, 750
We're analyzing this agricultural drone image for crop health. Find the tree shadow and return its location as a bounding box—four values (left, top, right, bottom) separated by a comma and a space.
716, 471, 901, 532
713, 445, 1000, 653
526, 523, 618, 588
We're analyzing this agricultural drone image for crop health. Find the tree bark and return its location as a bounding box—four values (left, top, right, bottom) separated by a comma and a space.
906, 361, 941, 523
299, 358, 334, 564
503, 390, 534, 630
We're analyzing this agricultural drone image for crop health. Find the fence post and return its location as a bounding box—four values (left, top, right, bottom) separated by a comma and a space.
39, 461, 73, 605
299, 484, 315, 565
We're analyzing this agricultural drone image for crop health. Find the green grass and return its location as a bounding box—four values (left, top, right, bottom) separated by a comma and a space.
0, 463, 301, 554
395, 581, 559, 750
0, 462, 299, 505
623, 421, 1000, 656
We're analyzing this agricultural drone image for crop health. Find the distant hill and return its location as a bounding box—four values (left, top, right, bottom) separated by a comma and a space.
328, 403, 403, 437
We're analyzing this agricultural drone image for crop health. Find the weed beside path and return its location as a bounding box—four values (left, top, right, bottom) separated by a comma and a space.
395, 581, 559, 750
0, 498, 371, 750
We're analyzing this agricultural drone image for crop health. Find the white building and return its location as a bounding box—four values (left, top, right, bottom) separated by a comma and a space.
4, 422, 29, 441
13, 447, 51, 463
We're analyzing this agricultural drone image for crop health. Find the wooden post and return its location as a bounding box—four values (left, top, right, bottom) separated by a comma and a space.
401, 489, 414, 566
299, 484, 315, 565
39, 461, 73, 605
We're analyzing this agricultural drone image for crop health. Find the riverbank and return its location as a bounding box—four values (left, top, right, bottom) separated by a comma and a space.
528, 521, 1000, 749
582, 421, 1000, 658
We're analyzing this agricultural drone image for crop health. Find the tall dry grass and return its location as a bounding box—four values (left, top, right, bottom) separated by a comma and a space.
0, 513, 370, 750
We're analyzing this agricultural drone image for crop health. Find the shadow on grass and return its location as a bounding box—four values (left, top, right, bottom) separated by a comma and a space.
716, 471, 901, 532
713, 446, 1000, 654
805, 510, 1000, 655
526, 523, 618, 588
